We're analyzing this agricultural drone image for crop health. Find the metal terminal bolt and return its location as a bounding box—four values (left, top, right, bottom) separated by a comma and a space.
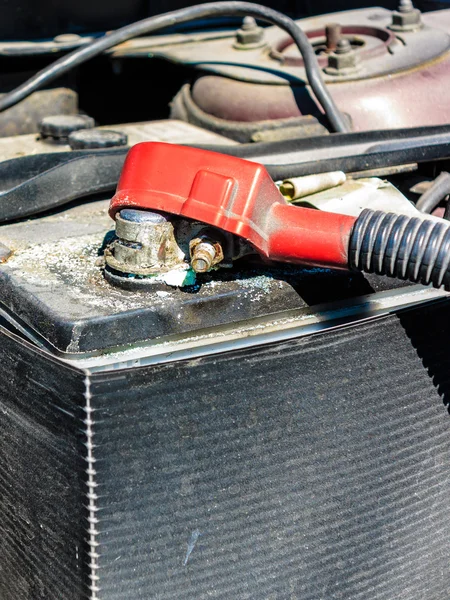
234, 16, 265, 48
190, 237, 224, 273
105, 209, 186, 277
390, 0, 422, 31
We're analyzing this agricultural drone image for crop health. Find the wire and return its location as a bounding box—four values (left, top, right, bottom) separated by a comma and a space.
0, 2, 348, 133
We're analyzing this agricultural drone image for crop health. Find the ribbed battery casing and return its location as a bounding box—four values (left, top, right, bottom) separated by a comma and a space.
1, 297, 450, 599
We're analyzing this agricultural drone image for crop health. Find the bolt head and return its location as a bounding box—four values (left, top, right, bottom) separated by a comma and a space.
325, 42, 359, 75
335, 39, 352, 55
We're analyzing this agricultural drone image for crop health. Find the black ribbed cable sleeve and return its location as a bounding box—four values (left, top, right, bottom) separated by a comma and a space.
349, 209, 450, 290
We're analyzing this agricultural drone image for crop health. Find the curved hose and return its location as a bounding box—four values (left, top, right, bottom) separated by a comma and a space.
416, 171, 450, 213
349, 209, 450, 291
0, 2, 348, 133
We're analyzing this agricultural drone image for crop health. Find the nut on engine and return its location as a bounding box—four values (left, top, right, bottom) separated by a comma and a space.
233, 16, 266, 49
324, 39, 360, 76
389, 0, 422, 31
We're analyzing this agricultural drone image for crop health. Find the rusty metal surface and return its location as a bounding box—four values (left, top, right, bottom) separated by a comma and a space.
0, 88, 77, 137
105, 211, 186, 276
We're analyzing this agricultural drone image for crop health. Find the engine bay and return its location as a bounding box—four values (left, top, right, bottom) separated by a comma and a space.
2, 0, 450, 365
2, 3, 450, 600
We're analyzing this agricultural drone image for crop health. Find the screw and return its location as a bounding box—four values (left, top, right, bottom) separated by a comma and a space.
325, 38, 358, 75
335, 39, 352, 55
191, 256, 209, 272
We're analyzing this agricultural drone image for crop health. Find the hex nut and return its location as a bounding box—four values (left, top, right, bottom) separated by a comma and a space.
324, 40, 360, 76
234, 16, 265, 49
389, 2, 422, 31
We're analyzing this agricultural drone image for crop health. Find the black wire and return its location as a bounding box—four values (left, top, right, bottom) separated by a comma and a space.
0, 2, 348, 133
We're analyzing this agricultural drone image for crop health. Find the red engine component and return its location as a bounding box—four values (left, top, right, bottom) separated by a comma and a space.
109, 142, 356, 269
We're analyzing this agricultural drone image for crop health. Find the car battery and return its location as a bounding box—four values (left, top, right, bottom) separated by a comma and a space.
1, 183, 450, 600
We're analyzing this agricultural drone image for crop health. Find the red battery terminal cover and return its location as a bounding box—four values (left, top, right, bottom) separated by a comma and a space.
109, 142, 356, 269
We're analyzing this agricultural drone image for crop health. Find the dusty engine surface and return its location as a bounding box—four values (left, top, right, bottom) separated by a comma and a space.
1, 2, 450, 600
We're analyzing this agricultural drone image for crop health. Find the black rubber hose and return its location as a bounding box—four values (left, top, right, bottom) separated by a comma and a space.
0, 2, 348, 134
349, 209, 450, 291
416, 171, 450, 213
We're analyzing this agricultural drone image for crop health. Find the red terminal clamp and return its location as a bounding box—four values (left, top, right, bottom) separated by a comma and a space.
109, 142, 357, 269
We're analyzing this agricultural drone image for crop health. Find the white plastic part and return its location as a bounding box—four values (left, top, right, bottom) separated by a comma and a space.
280, 171, 346, 200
